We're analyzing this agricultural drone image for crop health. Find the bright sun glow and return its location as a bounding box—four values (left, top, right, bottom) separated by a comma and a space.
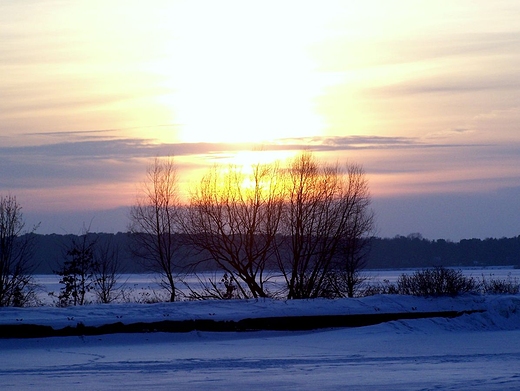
149, 1, 344, 144
217, 149, 297, 167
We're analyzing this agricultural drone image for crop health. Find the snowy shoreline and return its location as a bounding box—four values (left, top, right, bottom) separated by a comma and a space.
1, 294, 518, 338
0, 309, 484, 339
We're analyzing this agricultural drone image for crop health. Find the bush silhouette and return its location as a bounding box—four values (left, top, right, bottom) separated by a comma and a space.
397, 267, 477, 297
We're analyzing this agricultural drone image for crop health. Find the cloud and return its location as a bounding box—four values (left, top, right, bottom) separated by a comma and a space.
0, 131, 495, 164
273, 135, 489, 153
4, 133, 479, 170
2, 130, 518, 215
375, 75, 520, 96
313, 31, 520, 72
0, 131, 500, 190
388, 32, 520, 68
451, 128, 472, 134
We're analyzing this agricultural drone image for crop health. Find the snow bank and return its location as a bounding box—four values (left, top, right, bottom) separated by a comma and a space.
1, 294, 519, 335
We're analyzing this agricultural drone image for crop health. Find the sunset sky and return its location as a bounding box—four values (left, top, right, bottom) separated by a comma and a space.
1, 0, 520, 240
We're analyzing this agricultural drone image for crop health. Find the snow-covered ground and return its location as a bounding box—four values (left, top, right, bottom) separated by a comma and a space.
1, 294, 520, 390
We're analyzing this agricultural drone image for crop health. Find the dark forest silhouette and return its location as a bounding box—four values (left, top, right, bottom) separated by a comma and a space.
27, 232, 520, 274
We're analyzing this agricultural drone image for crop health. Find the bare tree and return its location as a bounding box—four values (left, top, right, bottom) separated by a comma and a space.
0, 195, 38, 307
324, 164, 374, 298
278, 152, 339, 299
129, 157, 182, 302
92, 235, 124, 303
277, 152, 374, 299
182, 163, 284, 298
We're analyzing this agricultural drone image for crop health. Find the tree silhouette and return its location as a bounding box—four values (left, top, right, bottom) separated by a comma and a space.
129, 157, 183, 302
0, 195, 38, 307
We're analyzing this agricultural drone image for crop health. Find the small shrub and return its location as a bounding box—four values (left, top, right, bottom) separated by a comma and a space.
480, 273, 520, 295
396, 267, 477, 297
134, 287, 169, 304
11, 283, 42, 307
185, 273, 243, 300
360, 279, 399, 296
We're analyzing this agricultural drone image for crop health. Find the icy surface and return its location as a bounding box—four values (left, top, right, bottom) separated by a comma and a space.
1, 294, 520, 390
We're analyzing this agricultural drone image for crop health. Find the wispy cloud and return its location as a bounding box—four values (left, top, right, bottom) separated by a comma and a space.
313, 30, 520, 72
0, 133, 482, 163
373, 74, 520, 96
1, 131, 507, 192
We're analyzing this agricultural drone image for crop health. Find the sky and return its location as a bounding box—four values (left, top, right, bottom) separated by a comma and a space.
1, 0, 520, 240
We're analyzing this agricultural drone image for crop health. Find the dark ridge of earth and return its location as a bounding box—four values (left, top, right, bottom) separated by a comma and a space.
0, 310, 483, 339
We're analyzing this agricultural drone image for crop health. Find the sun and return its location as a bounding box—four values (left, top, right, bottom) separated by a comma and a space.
149, 1, 340, 144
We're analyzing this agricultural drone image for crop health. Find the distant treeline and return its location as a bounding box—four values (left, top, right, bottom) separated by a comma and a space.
368, 234, 520, 269
27, 232, 520, 274
29, 232, 143, 274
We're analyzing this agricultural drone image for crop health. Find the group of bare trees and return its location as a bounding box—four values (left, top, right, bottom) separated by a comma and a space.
0, 151, 373, 306
130, 152, 374, 301
54, 229, 123, 306
0, 195, 124, 307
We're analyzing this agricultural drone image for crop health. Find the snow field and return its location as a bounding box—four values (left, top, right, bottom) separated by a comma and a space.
1, 294, 520, 390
